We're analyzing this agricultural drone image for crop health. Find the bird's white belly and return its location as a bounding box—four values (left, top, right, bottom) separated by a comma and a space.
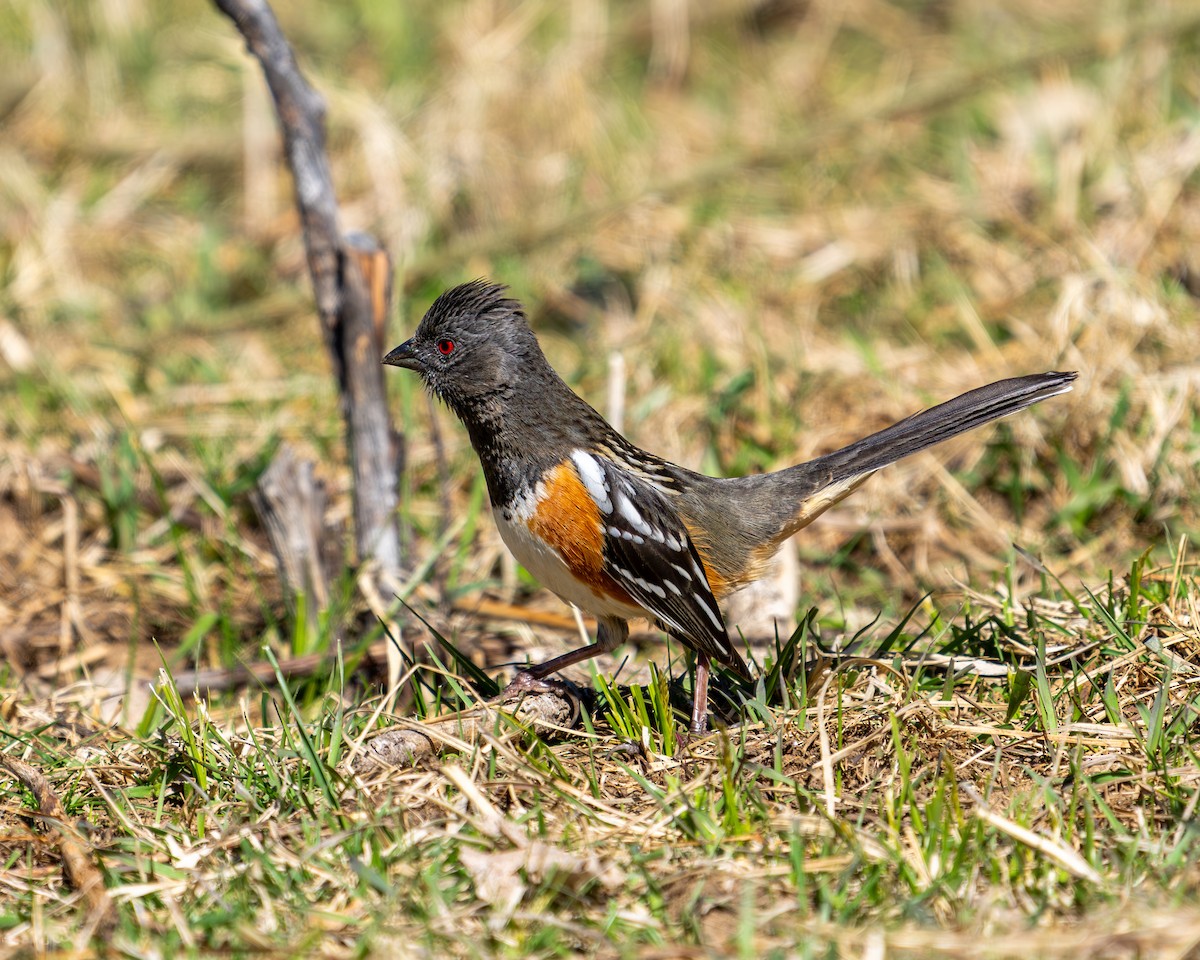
493, 498, 642, 621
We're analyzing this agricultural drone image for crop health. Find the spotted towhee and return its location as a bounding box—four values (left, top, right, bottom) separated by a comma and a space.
384, 281, 1076, 734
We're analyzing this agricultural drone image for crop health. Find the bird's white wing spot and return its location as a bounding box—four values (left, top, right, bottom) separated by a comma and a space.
571, 450, 612, 514
614, 565, 667, 600
615, 491, 659, 540
670, 562, 693, 582
607, 525, 645, 545
694, 592, 725, 632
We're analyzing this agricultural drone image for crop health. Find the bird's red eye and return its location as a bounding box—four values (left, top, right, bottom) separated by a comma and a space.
436, 338, 455, 356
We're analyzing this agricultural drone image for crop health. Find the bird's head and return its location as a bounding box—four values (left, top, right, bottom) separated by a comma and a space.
383, 280, 543, 420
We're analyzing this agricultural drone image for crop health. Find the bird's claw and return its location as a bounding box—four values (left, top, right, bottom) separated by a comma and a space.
497, 670, 579, 703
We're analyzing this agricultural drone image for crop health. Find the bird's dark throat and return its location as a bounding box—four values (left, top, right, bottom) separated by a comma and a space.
437, 387, 547, 508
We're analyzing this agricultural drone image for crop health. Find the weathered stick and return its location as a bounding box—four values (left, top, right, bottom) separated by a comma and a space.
153, 597, 593, 696
249, 446, 334, 637
0, 756, 117, 936
213, 0, 402, 580
340, 233, 403, 574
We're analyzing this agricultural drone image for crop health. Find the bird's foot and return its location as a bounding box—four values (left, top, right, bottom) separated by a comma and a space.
495, 671, 585, 709
492, 671, 583, 728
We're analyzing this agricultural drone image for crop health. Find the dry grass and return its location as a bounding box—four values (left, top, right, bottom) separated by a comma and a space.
3, 557, 1200, 957
3, 0, 1200, 955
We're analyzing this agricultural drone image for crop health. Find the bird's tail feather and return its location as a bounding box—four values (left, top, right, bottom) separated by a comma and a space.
688, 371, 1075, 590
750, 370, 1078, 546
803, 371, 1076, 486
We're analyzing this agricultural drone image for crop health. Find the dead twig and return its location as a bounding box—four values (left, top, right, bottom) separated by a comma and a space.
250, 445, 336, 635
0, 755, 117, 936
212, 0, 402, 582
159, 595, 590, 695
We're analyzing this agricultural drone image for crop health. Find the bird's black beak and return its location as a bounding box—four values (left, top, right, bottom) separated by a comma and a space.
382, 339, 423, 371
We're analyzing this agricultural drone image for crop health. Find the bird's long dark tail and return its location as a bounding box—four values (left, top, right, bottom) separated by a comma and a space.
805, 371, 1076, 485
719, 371, 1078, 555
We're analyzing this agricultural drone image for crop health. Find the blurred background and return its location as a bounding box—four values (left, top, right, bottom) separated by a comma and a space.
2, 0, 1198, 686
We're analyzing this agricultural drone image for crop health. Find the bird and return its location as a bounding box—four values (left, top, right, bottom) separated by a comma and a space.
384, 280, 1076, 734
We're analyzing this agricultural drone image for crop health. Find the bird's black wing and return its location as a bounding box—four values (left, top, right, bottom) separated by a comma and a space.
568, 450, 750, 676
